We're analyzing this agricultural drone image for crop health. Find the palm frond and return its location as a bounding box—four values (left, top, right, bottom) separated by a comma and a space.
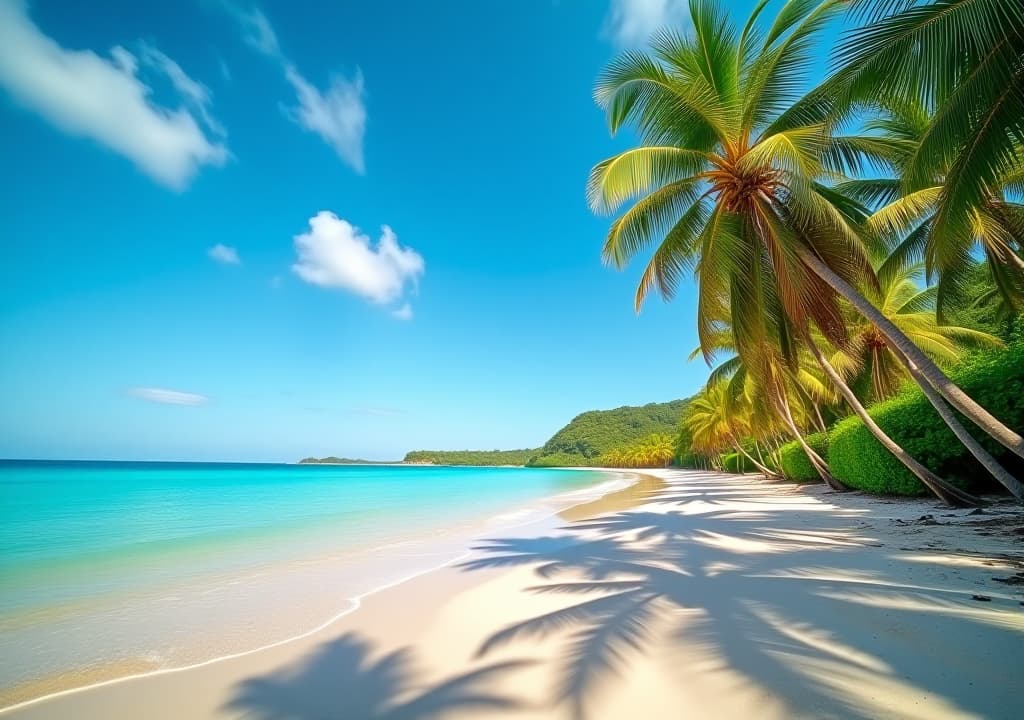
587, 147, 706, 214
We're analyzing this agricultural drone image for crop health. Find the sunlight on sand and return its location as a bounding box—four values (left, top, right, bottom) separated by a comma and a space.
770, 649, 978, 720
892, 553, 1019, 570
747, 602, 892, 673
820, 590, 1024, 632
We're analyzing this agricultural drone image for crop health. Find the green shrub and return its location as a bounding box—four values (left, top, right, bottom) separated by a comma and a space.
721, 452, 757, 474
829, 412, 930, 495
720, 450, 745, 473
829, 343, 1024, 495
779, 432, 828, 483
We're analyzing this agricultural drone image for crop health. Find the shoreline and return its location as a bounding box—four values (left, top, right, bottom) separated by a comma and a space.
0, 469, 646, 713
4, 469, 1022, 719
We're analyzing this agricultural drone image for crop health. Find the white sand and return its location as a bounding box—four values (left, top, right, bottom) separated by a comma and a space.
3, 469, 1022, 719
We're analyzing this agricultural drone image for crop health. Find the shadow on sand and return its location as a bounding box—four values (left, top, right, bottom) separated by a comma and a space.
226, 471, 1022, 719
224, 632, 532, 719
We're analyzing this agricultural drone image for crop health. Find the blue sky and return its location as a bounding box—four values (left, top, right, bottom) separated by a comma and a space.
0, 0, 837, 462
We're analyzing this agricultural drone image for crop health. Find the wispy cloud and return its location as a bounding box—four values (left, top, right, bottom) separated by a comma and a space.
130, 387, 208, 406
603, 0, 690, 47
215, 2, 367, 173
0, 0, 227, 189
223, 4, 281, 58
138, 43, 225, 136
284, 65, 366, 173
390, 303, 413, 321
209, 243, 241, 264
292, 211, 424, 311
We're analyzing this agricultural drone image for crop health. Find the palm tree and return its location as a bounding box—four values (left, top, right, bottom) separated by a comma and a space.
683, 381, 740, 465
834, 97, 1024, 320
693, 335, 840, 485
830, 0, 1024, 302
806, 336, 984, 506
827, 254, 1003, 404
588, 0, 1024, 498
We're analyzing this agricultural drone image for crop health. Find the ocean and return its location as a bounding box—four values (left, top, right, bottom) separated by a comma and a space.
0, 460, 616, 704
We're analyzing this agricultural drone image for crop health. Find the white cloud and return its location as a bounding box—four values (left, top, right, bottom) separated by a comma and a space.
390, 303, 413, 321
604, 0, 690, 47
130, 387, 208, 406
236, 6, 281, 58
208, 243, 241, 264
285, 65, 366, 174
214, 2, 367, 173
292, 211, 424, 307
0, 0, 228, 190
138, 43, 225, 136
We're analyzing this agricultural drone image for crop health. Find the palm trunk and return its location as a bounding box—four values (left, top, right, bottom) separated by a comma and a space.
773, 386, 849, 491
730, 433, 782, 479
731, 444, 748, 475
811, 402, 827, 434
796, 244, 1024, 459
806, 337, 984, 507
753, 441, 772, 472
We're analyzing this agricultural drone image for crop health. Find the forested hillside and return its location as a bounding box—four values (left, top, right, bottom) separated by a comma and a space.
526, 400, 690, 467
391, 400, 691, 467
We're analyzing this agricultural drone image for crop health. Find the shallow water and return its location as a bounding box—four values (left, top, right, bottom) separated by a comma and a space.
0, 460, 611, 698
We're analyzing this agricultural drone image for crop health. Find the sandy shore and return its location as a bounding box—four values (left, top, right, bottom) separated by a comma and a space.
3, 469, 1022, 719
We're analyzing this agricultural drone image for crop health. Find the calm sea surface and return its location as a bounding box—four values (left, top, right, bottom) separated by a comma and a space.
0, 460, 610, 700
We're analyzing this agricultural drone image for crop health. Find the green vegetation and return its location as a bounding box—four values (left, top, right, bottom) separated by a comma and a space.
779, 434, 829, 484
599, 433, 676, 468
589, 0, 1024, 506
401, 449, 539, 466
525, 452, 592, 469
530, 400, 689, 465
829, 343, 1024, 496
721, 452, 757, 475
399, 400, 690, 469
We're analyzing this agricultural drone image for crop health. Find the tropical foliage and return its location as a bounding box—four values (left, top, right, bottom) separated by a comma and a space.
778, 432, 829, 484
829, 341, 1024, 495
599, 434, 676, 468
590, 0, 1024, 505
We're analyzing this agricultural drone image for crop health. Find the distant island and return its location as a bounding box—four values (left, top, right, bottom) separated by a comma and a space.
297, 457, 397, 465
402, 449, 539, 466
302, 398, 691, 468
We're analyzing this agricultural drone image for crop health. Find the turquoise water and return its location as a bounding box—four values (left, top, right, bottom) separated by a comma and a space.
0, 460, 609, 696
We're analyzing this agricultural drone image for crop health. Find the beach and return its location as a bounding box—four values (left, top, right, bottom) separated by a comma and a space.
3, 469, 1022, 719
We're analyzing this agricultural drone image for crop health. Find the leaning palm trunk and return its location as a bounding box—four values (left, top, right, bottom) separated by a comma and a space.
752, 441, 779, 478
773, 386, 849, 492
795, 244, 1024, 462
729, 433, 782, 480
806, 338, 984, 507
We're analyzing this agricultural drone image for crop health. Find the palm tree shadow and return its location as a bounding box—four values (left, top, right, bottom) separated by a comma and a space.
224, 632, 532, 719
462, 488, 1020, 720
